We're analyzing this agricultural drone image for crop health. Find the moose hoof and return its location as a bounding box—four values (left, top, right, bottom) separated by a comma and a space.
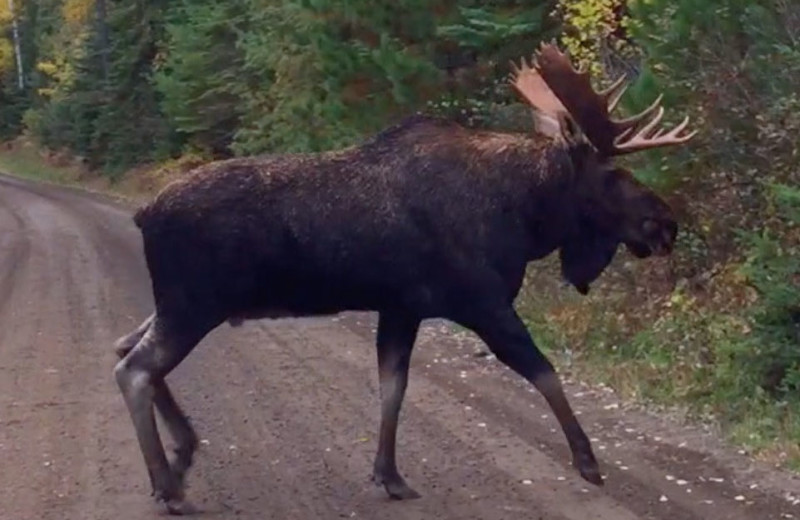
372, 471, 422, 500
163, 498, 199, 516
387, 481, 422, 501
153, 481, 194, 515
574, 453, 603, 486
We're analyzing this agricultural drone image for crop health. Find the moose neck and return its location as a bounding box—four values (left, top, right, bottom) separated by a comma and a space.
547, 144, 620, 294
500, 139, 620, 294
502, 140, 586, 260
361, 115, 619, 293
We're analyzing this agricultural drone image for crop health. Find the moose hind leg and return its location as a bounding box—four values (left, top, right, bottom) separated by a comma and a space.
113, 316, 201, 515
153, 381, 199, 486
372, 311, 421, 500
114, 313, 155, 358
464, 307, 602, 486
113, 313, 199, 485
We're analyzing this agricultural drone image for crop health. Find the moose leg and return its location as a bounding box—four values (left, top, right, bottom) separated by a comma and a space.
463, 307, 602, 486
114, 313, 155, 358
114, 314, 199, 487
372, 311, 421, 500
152, 384, 199, 487
114, 315, 202, 515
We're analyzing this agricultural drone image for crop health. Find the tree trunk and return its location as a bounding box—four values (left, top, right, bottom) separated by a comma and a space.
96, 0, 110, 80
7, 0, 23, 89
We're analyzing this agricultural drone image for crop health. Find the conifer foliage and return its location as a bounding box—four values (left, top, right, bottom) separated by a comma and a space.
0, 0, 559, 168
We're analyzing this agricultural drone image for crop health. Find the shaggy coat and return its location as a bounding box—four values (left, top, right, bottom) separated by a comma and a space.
135, 114, 647, 331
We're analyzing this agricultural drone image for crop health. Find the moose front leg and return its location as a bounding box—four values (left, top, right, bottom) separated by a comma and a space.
372, 311, 421, 500
461, 306, 602, 486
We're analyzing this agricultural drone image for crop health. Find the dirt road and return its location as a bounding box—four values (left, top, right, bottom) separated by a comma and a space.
0, 173, 797, 520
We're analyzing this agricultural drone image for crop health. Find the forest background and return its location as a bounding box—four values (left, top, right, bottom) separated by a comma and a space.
0, 0, 798, 469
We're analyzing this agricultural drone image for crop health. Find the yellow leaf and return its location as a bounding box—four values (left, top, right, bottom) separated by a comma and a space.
37, 60, 59, 76
62, 0, 93, 26
0, 37, 14, 73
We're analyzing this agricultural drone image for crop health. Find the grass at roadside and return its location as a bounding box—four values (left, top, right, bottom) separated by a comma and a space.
0, 139, 205, 203
0, 141, 83, 185
516, 244, 800, 471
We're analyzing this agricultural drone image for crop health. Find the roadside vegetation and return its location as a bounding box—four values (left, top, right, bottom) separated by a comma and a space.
0, 138, 81, 183
0, 0, 797, 469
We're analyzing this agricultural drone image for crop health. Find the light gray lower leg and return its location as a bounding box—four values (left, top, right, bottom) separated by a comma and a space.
114, 313, 155, 358
114, 321, 197, 515
114, 361, 177, 500
372, 312, 420, 500
114, 314, 198, 482
153, 381, 198, 483
374, 362, 419, 498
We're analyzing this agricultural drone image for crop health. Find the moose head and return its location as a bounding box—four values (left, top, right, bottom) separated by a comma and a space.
509, 43, 696, 293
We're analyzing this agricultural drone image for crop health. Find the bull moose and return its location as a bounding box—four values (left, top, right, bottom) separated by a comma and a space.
113, 43, 696, 514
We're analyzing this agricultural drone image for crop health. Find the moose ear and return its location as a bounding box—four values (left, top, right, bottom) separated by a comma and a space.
532, 110, 581, 146
510, 55, 580, 145
557, 112, 581, 145
531, 109, 561, 138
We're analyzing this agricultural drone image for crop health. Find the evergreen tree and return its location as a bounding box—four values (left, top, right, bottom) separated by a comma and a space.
232, 0, 442, 155
19, 0, 174, 173
154, 0, 248, 157
88, 0, 174, 174
0, 83, 27, 138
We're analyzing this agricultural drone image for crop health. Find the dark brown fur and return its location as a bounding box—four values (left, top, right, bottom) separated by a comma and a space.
115, 114, 678, 513
135, 115, 672, 321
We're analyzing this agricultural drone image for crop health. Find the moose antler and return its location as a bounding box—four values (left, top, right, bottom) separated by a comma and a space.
510, 42, 697, 156
508, 56, 570, 137
509, 56, 567, 120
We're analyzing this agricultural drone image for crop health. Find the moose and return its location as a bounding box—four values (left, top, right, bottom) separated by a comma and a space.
113, 43, 696, 514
